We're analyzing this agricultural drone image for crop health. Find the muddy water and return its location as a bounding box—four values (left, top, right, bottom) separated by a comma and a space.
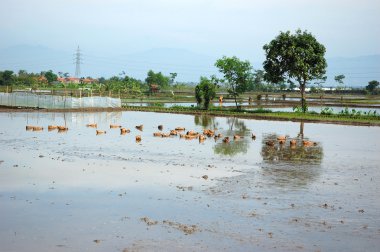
0, 111, 379, 251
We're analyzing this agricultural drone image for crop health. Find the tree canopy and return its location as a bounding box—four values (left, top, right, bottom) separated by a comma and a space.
145, 70, 170, 89
44, 70, 58, 84
215, 56, 253, 109
366, 80, 379, 94
263, 29, 327, 112
195, 77, 217, 110
0, 70, 14, 86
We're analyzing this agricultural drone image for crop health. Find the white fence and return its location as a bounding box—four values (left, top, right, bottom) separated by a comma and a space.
0, 93, 121, 109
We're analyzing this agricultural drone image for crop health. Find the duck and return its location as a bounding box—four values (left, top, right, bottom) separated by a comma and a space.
290, 139, 297, 146
48, 125, 58, 131
96, 130, 106, 135
120, 128, 130, 134
135, 125, 143, 131
186, 130, 198, 136
158, 125, 163, 131
26, 125, 35, 131
161, 133, 171, 138
153, 132, 162, 137
277, 135, 286, 141
222, 137, 230, 143
303, 140, 317, 147
199, 135, 206, 141
203, 129, 214, 137
86, 123, 97, 128
278, 139, 286, 145
170, 130, 178, 136
32, 126, 44, 131
175, 127, 185, 131
110, 124, 122, 128
251, 133, 256, 140
135, 135, 142, 142
233, 134, 242, 140
57, 126, 68, 131
185, 134, 198, 140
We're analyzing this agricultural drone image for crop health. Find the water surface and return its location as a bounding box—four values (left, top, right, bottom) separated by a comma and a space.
0, 111, 379, 251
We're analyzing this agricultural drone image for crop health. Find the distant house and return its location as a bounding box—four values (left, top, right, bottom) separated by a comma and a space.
37, 75, 48, 84
57, 77, 98, 84
81, 78, 98, 84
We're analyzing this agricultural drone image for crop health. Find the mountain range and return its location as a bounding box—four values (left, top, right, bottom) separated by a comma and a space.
0, 45, 379, 87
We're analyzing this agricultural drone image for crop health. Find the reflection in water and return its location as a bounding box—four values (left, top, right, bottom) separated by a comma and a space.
213, 117, 250, 156
214, 139, 249, 156
20, 111, 122, 126
194, 115, 219, 129
260, 122, 324, 188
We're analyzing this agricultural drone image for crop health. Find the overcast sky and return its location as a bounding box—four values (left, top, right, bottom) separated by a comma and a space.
1, 0, 379, 60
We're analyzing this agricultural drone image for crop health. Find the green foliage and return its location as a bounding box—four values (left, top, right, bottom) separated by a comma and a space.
334, 74, 346, 91
320, 107, 334, 115
145, 70, 170, 89
263, 29, 327, 113
334, 74, 345, 85
248, 70, 264, 91
366, 80, 379, 94
195, 77, 217, 109
215, 56, 253, 109
150, 102, 165, 107
195, 85, 202, 106
44, 70, 58, 84
293, 99, 308, 113
169, 72, 177, 85
0, 70, 14, 86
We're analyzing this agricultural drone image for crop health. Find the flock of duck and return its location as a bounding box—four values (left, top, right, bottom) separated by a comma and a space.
25, 124, 317, 147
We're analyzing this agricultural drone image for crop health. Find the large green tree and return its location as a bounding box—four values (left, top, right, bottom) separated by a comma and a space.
263, 29, 327, 112
44, 70, 58, 84
145, 70, 170, 89
0, 70, 14, 86
215, 56, 253, 109
366, 80, 379, 94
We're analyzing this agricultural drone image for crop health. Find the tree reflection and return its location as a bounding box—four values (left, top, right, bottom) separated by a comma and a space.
260, 122, 324, 188
213, 117, 250, 156
214, 139, 249, 156
194, 115, 219, 129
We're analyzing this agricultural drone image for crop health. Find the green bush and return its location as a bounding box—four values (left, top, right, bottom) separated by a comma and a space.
320, 107, 334, 115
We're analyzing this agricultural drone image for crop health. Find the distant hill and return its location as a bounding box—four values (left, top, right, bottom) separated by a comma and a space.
0, 45, 379, 87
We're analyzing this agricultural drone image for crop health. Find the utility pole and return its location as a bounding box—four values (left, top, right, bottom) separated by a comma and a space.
74, 46, 82, 78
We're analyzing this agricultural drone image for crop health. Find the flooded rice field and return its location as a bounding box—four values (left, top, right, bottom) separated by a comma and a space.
0, 111, 379, 251
124, 102, 380, 114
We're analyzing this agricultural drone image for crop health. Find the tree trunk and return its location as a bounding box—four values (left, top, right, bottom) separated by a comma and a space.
234, 95, 238, 110
300, 83, 306, 113
299, 121, 304, 138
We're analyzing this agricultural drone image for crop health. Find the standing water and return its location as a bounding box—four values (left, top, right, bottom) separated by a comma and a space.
0, 111, 379, 251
